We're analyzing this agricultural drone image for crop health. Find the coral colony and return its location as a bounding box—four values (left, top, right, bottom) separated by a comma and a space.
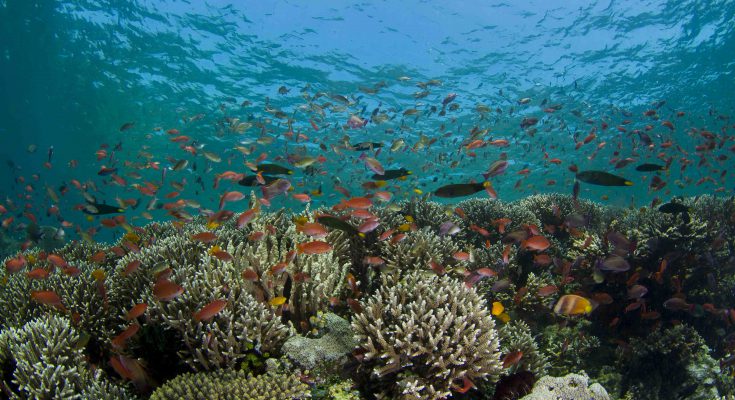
2, 193, 735, 399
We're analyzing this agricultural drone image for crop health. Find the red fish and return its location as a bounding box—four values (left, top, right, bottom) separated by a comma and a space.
218, 190, 245, 209
502, 350, 524, 368
193, 299, 228, 322
153, 280, 184, 301
191, 232, 218, 243
31, 290, 65, 310
5, 255, 27, 273
296, 241, 333, 255
344, 197, 372, 209
520, 235, 551, 251
111, 323, 140, 349
125, 303, 148, 320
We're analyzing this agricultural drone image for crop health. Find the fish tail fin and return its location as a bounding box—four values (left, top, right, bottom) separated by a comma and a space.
624, 181, 633, 186
296, 243, 304, 254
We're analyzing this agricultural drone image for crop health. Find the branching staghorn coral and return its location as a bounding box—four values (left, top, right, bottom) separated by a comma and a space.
497, 320, 549, 377
352, 272, 502, 399
0, 315, 130, 399
148, 369, 310, 400
379, 227, 461, 276
0, 259, 115, 341
146, 250, 290, 371
514, 193, 615, 234
225, 227, 350, 331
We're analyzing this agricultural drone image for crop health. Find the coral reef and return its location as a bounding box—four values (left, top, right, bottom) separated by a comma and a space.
148, 369, 310, 400
352, 272, 502, 399
520, 372, 610, 400
1, 196, 735, 398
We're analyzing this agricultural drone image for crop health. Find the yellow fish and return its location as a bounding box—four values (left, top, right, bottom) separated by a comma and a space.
269, 296, 287, 307
553, 294, 593, 315
492, 301, 504, 316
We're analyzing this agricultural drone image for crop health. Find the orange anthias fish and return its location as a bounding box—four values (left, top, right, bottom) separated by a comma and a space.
111, 323, 140, 349
193, 299, 228, 322
125, 303, 148, 320
191, 232, 218, 243
502, 350, 524, 368
31, 290, 65, 310
153, 280, 184, 301
296, 222, 329, 238
218, 191, 246, 210
296, 240, 333, 255
520, 235, 551, 252
343, 196, 373, 209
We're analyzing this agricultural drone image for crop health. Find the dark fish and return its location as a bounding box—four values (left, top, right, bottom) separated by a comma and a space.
635, 163, 666, 172
316, 215, 359, 235
576, 170, 633, 186
371, 168, 411, 180
598, 255, 630, 272
119, 122, 135, 132
659, 201, 691, 223
238, 175, 279, 186
256, 163, 293, 175
658, 202, 690, 215
434, 182, 488, 198
352, 142, 382, 151
82, 202, 125, 215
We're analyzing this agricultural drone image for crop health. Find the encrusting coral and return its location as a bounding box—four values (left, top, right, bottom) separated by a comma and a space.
282, 312, 357, 373
520, 372, 610, 400
352, 271, 502, 399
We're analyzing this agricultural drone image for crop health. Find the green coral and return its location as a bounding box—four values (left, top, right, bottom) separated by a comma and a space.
617, 324, 734, 400
539, 319, 600, 376
148, 369, 310, 400
498, 320, 549, 377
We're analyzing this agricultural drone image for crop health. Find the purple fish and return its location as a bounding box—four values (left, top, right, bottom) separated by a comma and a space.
598, 255, 630, 272
485, 160, 508, 179
261, 179, 291, 200
442, 93, 457, 106
606, 231, 633, 253
439, 221, 460, 236
358, 219, 380, 233
627, 284, 648, 299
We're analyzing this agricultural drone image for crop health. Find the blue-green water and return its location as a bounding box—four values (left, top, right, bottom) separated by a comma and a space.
2, 0, 734, 239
